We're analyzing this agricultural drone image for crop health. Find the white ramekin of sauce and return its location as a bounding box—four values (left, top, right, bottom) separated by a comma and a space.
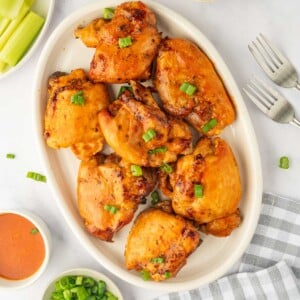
0, 209, 51, 289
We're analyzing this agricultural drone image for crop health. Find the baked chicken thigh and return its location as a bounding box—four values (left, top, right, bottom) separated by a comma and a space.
125, 208, 201, 281
77, 1, 161, 83
98, 81, 192, 167
44, 69, 109, 161
159, 137, 242, 237
155, 38, 235, 136
77, 153, 156, 241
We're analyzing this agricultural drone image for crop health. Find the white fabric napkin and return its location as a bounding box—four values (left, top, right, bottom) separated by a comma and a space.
153, 193, 300, 300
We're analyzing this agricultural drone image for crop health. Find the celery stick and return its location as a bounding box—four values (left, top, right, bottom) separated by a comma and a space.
0, 0, 24, 19
0, 3, 29, 50
0, 59, 7, 73
0, 11, 44, 66
0, 17, 10, 37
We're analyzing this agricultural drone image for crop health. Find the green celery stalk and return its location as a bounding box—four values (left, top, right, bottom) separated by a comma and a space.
0, 11, 44, 66
0, 0, 24, 19
0, 3, 30, 50
0, 59, 7, 73
0, 17, 10, 37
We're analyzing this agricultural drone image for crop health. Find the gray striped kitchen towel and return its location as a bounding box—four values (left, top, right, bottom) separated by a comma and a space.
153, 193, 300, 300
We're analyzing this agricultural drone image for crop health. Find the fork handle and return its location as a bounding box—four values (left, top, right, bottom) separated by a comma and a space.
296, 82, 300, 90
290, 118, 300, 128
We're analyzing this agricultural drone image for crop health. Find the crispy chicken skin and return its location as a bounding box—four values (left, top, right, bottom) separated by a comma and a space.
74, 18, 106, 48
125, 208, 201, 281
154, 38, 235, 135
88, 1, 161, 83
44, 69, 109, 161
77, 153, 156, 242
159, 137, 242, 237
98, 81, 192, 167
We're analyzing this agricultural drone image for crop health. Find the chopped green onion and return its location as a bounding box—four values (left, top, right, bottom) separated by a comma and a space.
202, 118, 218, 133
117, 85, 133, 98
160, 163, 173, 174
151, 191, 160, 205
6, 153, 15, 159
71, 91, 85, 105
279, 156, 289, 169
142, 128, 156, 142
131, 164, 143, 176
98, 280, 106, 296
180, 82, 197, 96
103, 7, 115, 20
105, 291, 118, 300
76, 276, 83, 286
148, 146, 167, 155
164, 271, 171, 279
104, 204, 118, 214
51, 275, 118, 299
194, 184, 203, 198
26, 171, 47, 182
30, 227, 39, 235
141, 269, 151, 281
118, 36, 132, 48
151, 257, 164, 263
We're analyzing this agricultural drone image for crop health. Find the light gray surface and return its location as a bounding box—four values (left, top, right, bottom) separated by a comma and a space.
0, 0, 300, 299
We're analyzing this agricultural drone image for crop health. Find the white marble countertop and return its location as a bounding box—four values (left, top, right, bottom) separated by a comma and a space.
1, 0, 300, 299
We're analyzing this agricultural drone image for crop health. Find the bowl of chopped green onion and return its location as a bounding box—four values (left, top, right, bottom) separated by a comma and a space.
42, 268, 124, 300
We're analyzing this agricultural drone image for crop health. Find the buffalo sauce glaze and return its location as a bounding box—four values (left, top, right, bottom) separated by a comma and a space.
0, 213, 45, 280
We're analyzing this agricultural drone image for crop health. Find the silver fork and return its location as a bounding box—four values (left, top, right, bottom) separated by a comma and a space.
243, 77, 300, 128
249, 34, 300, 90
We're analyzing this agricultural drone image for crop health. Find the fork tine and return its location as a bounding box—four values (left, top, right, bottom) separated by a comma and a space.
243, 86, 269, 114
252, 76, 280, 102
256, 34, 281, 68
245, 81, 272, 108
248, 43, 274, 76
259, 33, 286, 65
250, 77, 277, 105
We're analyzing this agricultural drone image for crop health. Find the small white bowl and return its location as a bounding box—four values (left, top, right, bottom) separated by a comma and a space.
0, 209, 51, 289
0, 0, 55, 80
42, 268, 124, 300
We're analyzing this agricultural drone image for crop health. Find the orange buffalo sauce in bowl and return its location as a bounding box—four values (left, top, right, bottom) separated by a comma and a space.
0, 210, 51, 289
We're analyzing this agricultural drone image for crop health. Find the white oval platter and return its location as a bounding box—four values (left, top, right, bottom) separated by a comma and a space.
33, 0, 262, 292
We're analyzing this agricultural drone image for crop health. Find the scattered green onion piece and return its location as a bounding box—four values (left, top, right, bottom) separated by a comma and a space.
151, 191, 160, 205
151, 257, 164, 263
71, 90, 85, 106
160, 163, 173, 174
141, 269, 151, 281
279, 156, 289, 169
118, 36, 132, 48
164, 271, 171, 279
131, 164, 143, 176
63, 289, 72, 299
142, 128, 156, 142
202, 118, 218, 133
30, 227, 39, 235
117, 85, 133, 98
148, 146, 167, 155
104, 204, 118, 214
6, 153, 15, 159
98, 280, 106, 296
194, 184, 203, 198
180, 82, 197, 96
26, 171, 47, 182
103, 7, 115, 20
